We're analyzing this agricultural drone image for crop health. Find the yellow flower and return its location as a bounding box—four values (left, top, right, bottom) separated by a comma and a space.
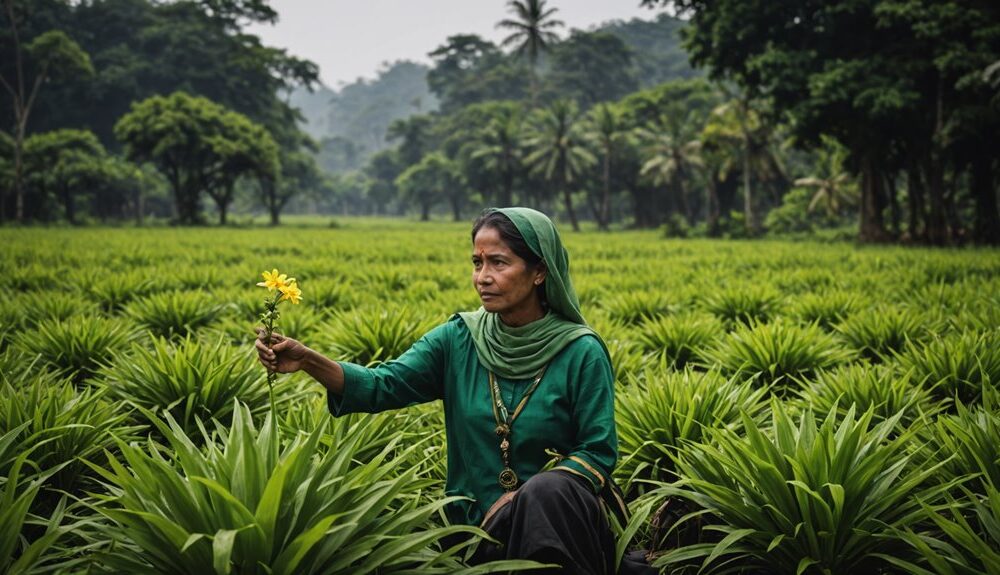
278, 281, 302, 304
257, 268, 295, 291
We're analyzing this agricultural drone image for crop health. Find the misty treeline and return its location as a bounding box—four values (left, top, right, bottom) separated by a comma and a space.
2, 0, 998, 244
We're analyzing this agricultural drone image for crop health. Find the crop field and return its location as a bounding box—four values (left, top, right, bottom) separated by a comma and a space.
2, 221, 999, 574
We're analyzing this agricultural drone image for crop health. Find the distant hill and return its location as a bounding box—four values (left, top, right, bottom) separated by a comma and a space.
593, 13, 701, 88
291, 60, 438, 151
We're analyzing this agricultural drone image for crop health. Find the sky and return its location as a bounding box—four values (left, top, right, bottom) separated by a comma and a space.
247, 1, 664, 89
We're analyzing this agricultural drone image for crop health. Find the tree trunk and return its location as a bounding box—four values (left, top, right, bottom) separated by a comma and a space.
886, 172, 900, 239
599, 149, 611, 231
742, 147, 755, 235
859, 156, 889, 242
906, 161, 924, 242
971, 152, 1000, 245
707, 170, 721, 237
420, 201, 430, 221
62, 186, 76, 225
451, 196, 461, 221
562, 187, 579, 231
13, 119, 25, 222
269, 204, 279, 225
925, 154, 947, 245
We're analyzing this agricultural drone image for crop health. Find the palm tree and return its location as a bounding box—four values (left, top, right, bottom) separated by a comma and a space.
796, 136, 857, 216
496, 0, 564, 106
636, 113, 703, 226
583, 103, 630, 230
470, 107, 523, 207
706, 96, 786, 236
524, 99, 596, 231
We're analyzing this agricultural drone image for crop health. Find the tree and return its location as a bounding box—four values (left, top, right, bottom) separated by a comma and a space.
1, 0, 93, 223
261, 148, 319, 226
583, 103, 630, 230
497, 0, 564, 105
364, 149, 402, 216
203, 116, 278, 225
469, 105, 524, 208
115, 91, 275, 225
794, 136, 857, 218
637, 114, 703, 226
524, 99, 596, 231
395, 152, 464, 221
547, 31, 638, 109
645, 0, 1000, 245
21, 129, 122, 224
427, 35, 526, 112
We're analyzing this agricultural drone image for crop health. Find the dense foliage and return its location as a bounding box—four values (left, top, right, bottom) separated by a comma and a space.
1, 221, 997, 572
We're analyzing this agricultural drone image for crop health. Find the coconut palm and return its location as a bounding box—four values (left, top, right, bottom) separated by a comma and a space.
636, 113, 703, 226
470, 107, 524, 207
496, 0, 564, 105
524, 99, 596, 231
796, 135, 857, 216
584, 103, 631, 230
706, 95, 786, 235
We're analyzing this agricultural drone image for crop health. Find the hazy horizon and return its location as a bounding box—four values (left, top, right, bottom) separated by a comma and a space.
247, 1, 666, 89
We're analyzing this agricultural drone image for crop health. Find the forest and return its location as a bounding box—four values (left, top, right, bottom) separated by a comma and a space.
1, 0, 998, 242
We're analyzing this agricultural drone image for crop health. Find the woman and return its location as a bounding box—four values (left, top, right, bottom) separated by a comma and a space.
256, 207, 641, 574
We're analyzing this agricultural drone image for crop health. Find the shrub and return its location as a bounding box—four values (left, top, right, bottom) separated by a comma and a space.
649, 402, 956, 574
634, 314, 722, 369
86, 404, 537, 574
76, 269, 162, 312
99, 336, 277, 435
124, 290, 226, 339
897, 330, 1000, 405
602, 291, 680, 325
701, 285, 782, 327
836, 306, 931, 362
789, 290, 861, 329
615, 369, 767, 490
16, 292, 99, 327
703, 319, 851, 387
0, 377, 138, 493
916, 392, 1000, 497
880, 485, 1000, 575
321, 308, 437, 365
796, 363, 937, 427
15, 316, 137, 383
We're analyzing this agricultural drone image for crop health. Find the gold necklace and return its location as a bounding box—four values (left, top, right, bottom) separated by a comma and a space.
489, 366, 547, 491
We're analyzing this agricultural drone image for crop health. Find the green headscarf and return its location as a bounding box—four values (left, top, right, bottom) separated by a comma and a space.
459, 207, 609, 380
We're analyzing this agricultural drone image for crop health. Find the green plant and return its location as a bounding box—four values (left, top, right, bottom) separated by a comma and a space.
15, 291, 99, 327
836, 306, 930, 362
124, 290, 226, 339
76, 269, 162, 312
896, 330, 1000, 405
602, 291, 681, 325
615, 369, 767, 490
322, 308, 437, 365
796, 363, 937, 427
879, 485, 1000, 575
15, 316, 136, 383
0, 377, 139, 494
649, 402, 957, 574
98, 336, 278, 435
702, 319, 851, 387
789, 291, 861, 329
701, 285, 782, 327
86, 403, 541, 574
634, 314, 722, 369
916, 391, 1000, 496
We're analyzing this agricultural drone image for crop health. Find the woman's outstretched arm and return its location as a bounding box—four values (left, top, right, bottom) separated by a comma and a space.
255, 329, 345, 395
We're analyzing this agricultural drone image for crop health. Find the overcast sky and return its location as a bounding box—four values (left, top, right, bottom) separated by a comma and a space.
247, 1, 664, 88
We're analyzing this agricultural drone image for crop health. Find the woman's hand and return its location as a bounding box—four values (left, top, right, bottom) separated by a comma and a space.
255, 328, 310, 374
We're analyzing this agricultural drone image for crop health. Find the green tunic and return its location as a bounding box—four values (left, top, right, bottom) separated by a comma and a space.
328, 314, 617, 526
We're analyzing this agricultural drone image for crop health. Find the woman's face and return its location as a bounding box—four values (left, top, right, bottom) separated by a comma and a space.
472, 226, 546, 326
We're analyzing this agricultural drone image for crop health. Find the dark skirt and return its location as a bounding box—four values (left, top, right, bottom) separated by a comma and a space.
470, 470, 658, 575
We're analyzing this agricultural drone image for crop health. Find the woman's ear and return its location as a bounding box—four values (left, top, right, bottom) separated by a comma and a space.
533, 261, 548, 286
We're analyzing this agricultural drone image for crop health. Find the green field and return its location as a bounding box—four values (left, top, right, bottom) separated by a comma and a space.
2, 222, 999, 573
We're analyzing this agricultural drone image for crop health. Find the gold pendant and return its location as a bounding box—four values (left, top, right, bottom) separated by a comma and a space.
499, 467, 519, 491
